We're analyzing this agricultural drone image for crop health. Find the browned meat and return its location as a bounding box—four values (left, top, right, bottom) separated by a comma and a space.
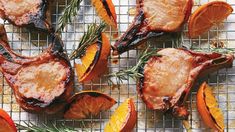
0, 25, 73, 114
113, 0, 193, 54
0, 0, 52, 32
138, 48, 234, 119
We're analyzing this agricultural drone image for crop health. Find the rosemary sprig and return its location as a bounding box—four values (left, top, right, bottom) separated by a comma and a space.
56, 0, 82, 32
69, 22, 107, 60
16, 122, 76, 132
107, 46, 161, 83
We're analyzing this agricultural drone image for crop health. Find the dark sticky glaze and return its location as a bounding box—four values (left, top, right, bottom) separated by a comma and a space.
0, 0, 52, 32
137, 48, 234, 119
0, 45, 13, 61
114, 11, 164, 55
28, 0, 50, 31
102, 0, 114, 20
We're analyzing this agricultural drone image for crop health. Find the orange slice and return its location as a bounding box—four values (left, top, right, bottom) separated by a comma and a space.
75, 33, 111, 82
188, 1, 233, 38
91, 0, 117, 30
64, 91, 116, 119
0, 109, 17, 132
104, 98, 137, 132
197, 82, 224, 131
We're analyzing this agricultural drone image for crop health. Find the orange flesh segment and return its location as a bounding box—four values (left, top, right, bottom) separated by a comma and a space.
204, 85, 224, 131
75, 63, 86, 79
0, 118, 15, 132
75, 43, 98, 80
81, 44, 98, 69
104, 98, 136, 132
188, 1, 233, 38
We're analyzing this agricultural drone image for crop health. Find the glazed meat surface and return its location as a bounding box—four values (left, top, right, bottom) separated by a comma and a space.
138, 48, 234, 118
144, 49, 192, 99
113, 0, 193, 54
0, 0, 52, 31
143, 0, 191, 31
16, 61, 69, 107
0, 25, 73, 114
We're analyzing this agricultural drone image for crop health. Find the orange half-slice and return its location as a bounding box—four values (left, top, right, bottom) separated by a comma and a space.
0, 109, 17, 132
75, 33, 111, 82
188, 1, 233, 38
197, 82, 224, 131
91, 0, 117, 30
64, 91, 116, 119
104, 98, 137, 132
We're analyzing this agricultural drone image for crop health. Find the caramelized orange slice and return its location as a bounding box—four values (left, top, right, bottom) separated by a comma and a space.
64, 91, 116, 119
75, 33, 111, 82
91, 0, 117, 30
104, 98, 137, 132
197, 82, 224, 131
188, 1, 233, 38
0, 109, 17, 132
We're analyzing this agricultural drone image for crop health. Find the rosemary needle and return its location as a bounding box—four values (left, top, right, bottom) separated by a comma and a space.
56, 0, 82, 32
107, 46, 161, 83
69, 22, 107, 60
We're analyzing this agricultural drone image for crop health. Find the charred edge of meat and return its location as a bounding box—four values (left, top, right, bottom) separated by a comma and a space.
27, 0, 53, 32
50, 34, 75, 107
0, 45, 13, 61
50, 34, 73, 70
113, 11, 164, 55
0, 25, 8, 44
51, 34, 65, 53
1, 0, 53, 32
26, 74, 73, 114
50, 34, 74, 96
45, 79, 74, 114
0, 34, 66, 63
20, 62, 73, 109
15, 87, 71, 114
171, 105, 189, 119
30, 0, 49, 30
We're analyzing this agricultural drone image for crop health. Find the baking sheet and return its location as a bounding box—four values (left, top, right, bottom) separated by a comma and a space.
0, 0, 235, 131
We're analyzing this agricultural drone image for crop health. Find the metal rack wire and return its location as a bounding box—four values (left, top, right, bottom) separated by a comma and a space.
0, 0, 235, 131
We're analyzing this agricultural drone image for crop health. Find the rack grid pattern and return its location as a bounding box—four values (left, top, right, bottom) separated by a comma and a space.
0, 0, 235, 131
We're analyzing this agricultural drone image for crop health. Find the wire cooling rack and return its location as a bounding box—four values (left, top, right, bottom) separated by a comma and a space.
0, 0, 235, 131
